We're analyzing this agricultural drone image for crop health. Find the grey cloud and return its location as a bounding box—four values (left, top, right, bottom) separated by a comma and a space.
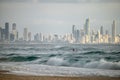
38, 0, 120, 3
0, 0, 32, 3
0, 0, 120, 3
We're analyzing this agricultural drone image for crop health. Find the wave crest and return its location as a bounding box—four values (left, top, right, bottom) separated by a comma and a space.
84, 59, 120, 70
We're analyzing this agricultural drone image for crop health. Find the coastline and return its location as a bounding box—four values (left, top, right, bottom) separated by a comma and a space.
0, 70, 120, 80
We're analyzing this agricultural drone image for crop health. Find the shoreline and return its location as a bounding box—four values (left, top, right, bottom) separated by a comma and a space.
0, 70, 120, 80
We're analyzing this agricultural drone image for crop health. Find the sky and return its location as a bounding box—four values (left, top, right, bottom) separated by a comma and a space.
0, 0, 120, 37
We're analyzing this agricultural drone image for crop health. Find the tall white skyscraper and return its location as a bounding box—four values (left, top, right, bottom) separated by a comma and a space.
112, 20, 116, 43
12, 23, 18, 41
84, 18, 90, 43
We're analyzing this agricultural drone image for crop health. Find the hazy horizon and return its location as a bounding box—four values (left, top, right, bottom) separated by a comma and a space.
0, 0, 120, 37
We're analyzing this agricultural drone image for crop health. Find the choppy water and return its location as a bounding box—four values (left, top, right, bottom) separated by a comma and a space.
0, 44, 120, 77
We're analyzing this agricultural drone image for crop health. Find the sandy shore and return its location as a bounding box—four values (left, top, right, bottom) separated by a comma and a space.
0, 70, 120, 80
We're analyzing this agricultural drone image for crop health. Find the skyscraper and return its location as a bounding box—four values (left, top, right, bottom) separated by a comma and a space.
28, 32, 31, 41
105, 30, 109, 35
23, 28, 28, 41
100, 26, 103, 35
5, 22, 9, 40
72, 25, 75, 37
76, 29, 80, 42
39, 33, 43, 41
97, 30, 100, 43
11, 23, 18, 41
12, 23, 16, 30
1, 28, 5, 40
0, 27, 1, 40
84, 18, 90, 43
84, 18, 90, 36
112, 20, 116, 43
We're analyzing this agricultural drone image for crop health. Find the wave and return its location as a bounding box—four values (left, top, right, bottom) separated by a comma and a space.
0, 56, 38, 62
0, 63, 120, 77
0, 44, 120, 71
44, 56, 120, 70
46, 57, 68, 66
84, 59, 120, 70
82, 51, 120, 56
83, 51, 104, 54
52, 45, 79, 51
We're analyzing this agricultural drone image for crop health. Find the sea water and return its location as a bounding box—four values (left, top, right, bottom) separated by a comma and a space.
0, 43, 120, 77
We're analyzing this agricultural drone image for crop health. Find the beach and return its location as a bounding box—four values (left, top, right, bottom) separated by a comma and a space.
0, 70, 120, 80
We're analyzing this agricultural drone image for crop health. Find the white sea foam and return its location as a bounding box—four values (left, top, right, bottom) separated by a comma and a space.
84, 59, 120, 70
46, 57, 66, 66
0, 63, 120, 77
54, 45, 63, 49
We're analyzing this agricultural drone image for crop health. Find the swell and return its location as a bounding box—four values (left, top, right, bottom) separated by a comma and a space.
0, 56, 38, 62
45, 57, 120, 70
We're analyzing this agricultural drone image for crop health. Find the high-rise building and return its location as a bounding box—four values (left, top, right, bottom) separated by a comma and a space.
76, 29, 80, 42
34, 33, 40, 41
72, 25, 75, 37
84, 18, 90, 43
1, 28, 5, 40
11, 23, 18, 41
0, 27, 1, 40
28, 32, 31, 41
80, 29, 85, 43
12, 23, 16, 30
16, 32, 19, 40
97, 30, 100, 43
112, 20, 116, 43
23, 28, 28, 41
10, 33, 14, 41
5, 22, 9, 40
100, 26, 103, 35
84, 18, 90, 36
39, 33, 43, 41
105, 30, 109, 35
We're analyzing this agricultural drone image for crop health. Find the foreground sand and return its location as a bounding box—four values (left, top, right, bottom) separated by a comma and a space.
0, 70, 120, 80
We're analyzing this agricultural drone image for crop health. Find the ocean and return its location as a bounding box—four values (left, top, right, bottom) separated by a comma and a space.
0, 43, 120, 77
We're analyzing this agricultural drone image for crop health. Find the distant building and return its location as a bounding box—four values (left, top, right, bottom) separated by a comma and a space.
39, 33, 43, 41
112, 20, 116, 43
84, 18, 90, 43
1, 28, 5, 40
80, 29, 85, 43
11, 23, 18, 41
10, 33, 14, 41
97, 30, 100, 43
105, 30, 109, 35
28, 32, 31, 41
23, 28, 28, 41
34, 33, 39, 41
12, 23, 16, 30
76, 29, 80, 42
100, 26, 103, 35
0, 27, 1, 40
5, 22, 9, 40
84, 18, 90, 36
72, 25, 76, 38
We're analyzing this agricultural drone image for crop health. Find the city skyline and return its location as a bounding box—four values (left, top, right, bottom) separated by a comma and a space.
0, 0, 120, 37
0, 19, 120, 44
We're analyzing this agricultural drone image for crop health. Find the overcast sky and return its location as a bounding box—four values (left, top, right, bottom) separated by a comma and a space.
0, 0, 120, 37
